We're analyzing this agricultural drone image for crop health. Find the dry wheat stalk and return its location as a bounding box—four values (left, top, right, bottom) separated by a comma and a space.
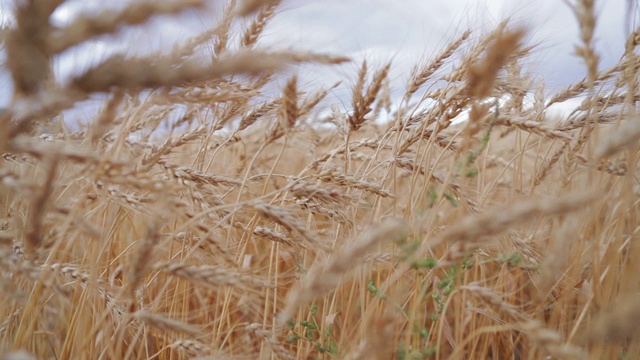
253, 202, 332, 253
568, 0, 599, 85
574, 154, 627, 176
520, 320, 586, 359
170, 83, 256, 105
280, 217, 407, 322
348, 62, 391, 131
434, 192, 597, 266
554, 111, 619, 132
159, 160, 243, 188
252, 225, 297, 248
131, 309, 203, 337
241, 0, 282, 47
397, 126, 459, 152
394, 158, 479, 212
345, 313, 396, 360
216, 0, 239, 55
293, 198, 352, 226
405, 29, 472, 99
584, 294, 640, 343
299, 82, 341, 117
73, 49, 347, 94
461, 283, 525, 321
178, 224, 240, 267
246, 323, 295, 360
169, 339, 215, 358
1, 3, 639, 359
467, 28, 525, 98
173, 0, 237, 60
4, 0, 57, 97
316, 168, 395, 198
90, 92, 125, 144
267, 75, 299, 143
25, 157, 58, 251
495, 115, 573, 141
141, 125, 209, 166
237, 99, 280, 132
594, 115, 640, 159
287, 178, 356, 204
155, 262, 272, 290
437, 191, 597, 245
533, 141, 570, 187
235, 0, 278, 16
126, 223, 161, 305
47, 0, 204, 55
546, 64, 621, 107
9, 135, 99, 164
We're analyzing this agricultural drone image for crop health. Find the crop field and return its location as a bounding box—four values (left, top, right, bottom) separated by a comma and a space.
1, 0, 640, 359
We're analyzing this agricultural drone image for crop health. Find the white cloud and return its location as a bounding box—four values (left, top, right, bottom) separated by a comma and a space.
0, 0, 633, 117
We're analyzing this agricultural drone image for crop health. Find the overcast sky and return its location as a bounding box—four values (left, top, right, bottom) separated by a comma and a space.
0, 0, 635, 118
272, 0, 631, 88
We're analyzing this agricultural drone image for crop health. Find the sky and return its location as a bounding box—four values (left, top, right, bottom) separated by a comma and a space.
0, 0, 636, 119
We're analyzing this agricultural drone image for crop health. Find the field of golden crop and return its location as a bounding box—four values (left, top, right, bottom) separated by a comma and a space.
2, 0, 640, 359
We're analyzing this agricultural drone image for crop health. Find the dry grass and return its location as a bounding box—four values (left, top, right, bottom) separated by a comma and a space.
1, 1, 640, 359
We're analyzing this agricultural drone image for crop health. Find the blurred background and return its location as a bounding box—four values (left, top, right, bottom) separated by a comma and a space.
0, 0, 636, 122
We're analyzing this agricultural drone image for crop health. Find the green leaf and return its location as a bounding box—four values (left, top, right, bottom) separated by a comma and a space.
410, 258, 438, 270
443, 192, 458, 207
367, 279, 379, 295
286, 334, 301, 343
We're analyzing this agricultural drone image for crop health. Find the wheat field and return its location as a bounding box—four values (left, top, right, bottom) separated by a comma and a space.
1, 0, 640, 359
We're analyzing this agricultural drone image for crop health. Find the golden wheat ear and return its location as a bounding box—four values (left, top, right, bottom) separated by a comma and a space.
2, 0, 640, 358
